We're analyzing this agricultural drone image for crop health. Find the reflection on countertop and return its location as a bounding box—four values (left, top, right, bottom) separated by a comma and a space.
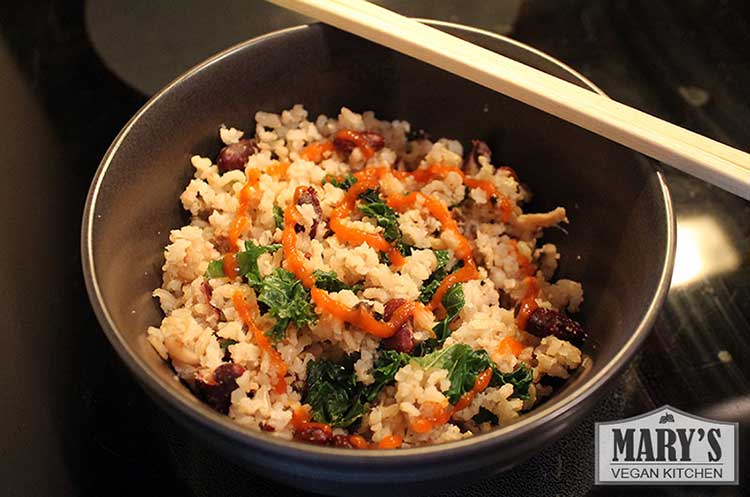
671, 215, 741, 288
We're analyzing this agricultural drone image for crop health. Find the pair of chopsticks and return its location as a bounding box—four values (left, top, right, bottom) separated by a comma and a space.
269, 0, 750, 200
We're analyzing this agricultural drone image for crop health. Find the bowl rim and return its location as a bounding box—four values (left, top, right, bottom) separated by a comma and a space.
81, 20, 676, 463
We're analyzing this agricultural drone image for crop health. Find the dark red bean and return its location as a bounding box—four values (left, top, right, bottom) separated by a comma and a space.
201, 281, 214, 300
296, 186, 322, 236
382, 320, 414, 354
260, 423, 275, 432
294, 425, 333, 445
214, 363, 245, 383
333, 130, 385, 156
364, 132, 385, 151
462, 139, 492, 175
331, 435, 354, 448
526, 308, 587, 344
201, 281, 222, 319
194, 363, 246, 414
382, 298, 407, 322
216, 138, 258, 173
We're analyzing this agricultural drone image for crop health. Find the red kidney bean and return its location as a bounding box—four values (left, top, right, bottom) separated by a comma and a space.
333, 130, 385, 156
214, 363, 245, 383
294, 424, 333, 445
363, 131, 385, 151
296, 186, 322, 236
216, 138, 258, 173
382, 320, 414, 354
194, 363, 246, 414
331, 435, 354, 448
526, 308, 587, 344
201, 281, 222, 319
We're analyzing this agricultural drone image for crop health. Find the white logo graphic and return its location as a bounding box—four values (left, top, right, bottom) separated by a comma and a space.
596, 405, 738, 485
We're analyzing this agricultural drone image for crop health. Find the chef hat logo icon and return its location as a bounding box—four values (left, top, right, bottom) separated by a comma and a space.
658, 412, 675, 424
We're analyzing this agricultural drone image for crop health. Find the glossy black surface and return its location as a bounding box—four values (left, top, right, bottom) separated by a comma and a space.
1, 1, 748, 496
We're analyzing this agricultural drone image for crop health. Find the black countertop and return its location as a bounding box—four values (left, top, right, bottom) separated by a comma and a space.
1, 1, 748, 496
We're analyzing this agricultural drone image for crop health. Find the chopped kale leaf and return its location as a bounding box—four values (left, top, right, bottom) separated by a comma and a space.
218, 338, 239, 350
257, 268, 317, 341
202, 241, 281, 287
323, 173, 358, 191
273, 205, 285, 230
304, 358, 364, 428
357, 188, 412, 256
413, 343, 490, 404
489, 362, 534, 400
205, 260, 225, 279
303, 349, 411, 429
362, 350, 411, 403
237, 241, 282, 288
414, 283, 465, 356
313, 269, 363, 294
472, 407, 499, 425
418, 249, 454, 304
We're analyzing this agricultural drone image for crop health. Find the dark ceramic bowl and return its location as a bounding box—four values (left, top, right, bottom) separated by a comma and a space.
82, 21, 675, 496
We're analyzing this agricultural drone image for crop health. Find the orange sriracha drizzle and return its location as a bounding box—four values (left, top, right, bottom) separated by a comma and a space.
281, 186, 316, 287
291, 406, 402, 449
232, 291, 287, 394
291, 406, 312, 429
291, 406, 333, 435
229, 163, 290, 252
329, 166, 405, 266
266, 160, 290, 178
376, 435, 404, 449
497, 336, 524, 357
300, 141, 334, 163
410, 367, 494, 433
228, 169, 261, 251
281, 182, 419, 339
386, 190, 480, 312
310, 288, 423, 338
409, 163, 513, 222
515, 276, 539, 330
301, 161, 512, 334
410, 164, 494, 198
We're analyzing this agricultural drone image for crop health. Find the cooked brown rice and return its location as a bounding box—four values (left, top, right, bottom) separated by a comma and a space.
146, 105, 586, 449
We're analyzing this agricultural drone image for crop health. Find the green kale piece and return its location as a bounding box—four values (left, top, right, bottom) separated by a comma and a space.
313, 270, 363, 294
257, 268, 317, 340
273, 205, 284, 230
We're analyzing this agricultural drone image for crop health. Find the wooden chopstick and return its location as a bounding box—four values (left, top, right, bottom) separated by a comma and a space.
268, 0, 750, 200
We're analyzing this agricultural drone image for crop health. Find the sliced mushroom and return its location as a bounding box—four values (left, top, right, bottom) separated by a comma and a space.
512, 207, 567, 232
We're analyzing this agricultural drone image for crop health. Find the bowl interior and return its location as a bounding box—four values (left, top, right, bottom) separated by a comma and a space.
84, 22, 673, 454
